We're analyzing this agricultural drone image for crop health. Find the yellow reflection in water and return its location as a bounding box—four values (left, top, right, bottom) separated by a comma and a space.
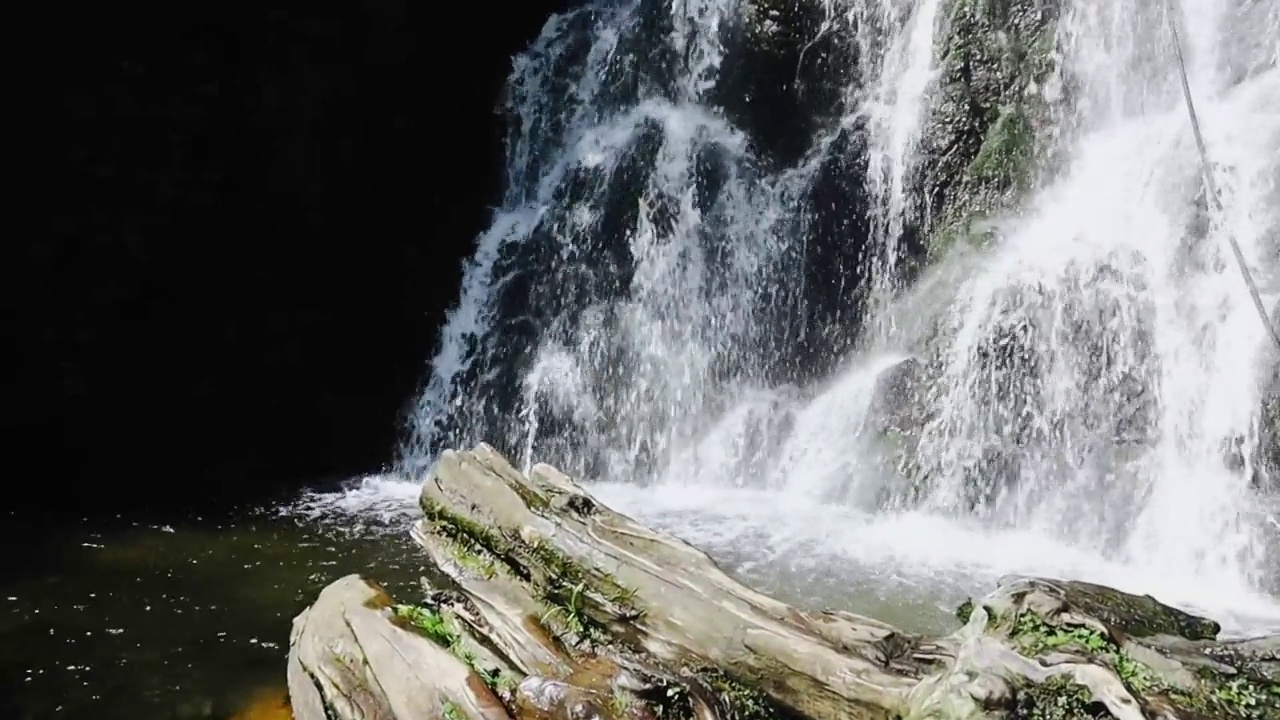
229, 686, 292, 720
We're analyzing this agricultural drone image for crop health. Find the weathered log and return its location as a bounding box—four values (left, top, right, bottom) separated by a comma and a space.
288, 444, 1280, 720
286, 574, 511, 720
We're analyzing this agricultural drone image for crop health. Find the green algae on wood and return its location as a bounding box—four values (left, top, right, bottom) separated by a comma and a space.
421, 496, 511, 579
1010, 675, 1107, 720
392, 603, 521, 699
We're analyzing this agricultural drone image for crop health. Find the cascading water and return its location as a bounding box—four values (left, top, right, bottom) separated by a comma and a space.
301, 0, 1280, 635
892, 0, 1280, 619
405, 0, 945, 485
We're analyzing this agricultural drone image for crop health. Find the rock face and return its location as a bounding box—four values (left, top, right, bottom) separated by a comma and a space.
716, 0, 854, 167
913, 0, 1066, 261
288, 445, 1280, 720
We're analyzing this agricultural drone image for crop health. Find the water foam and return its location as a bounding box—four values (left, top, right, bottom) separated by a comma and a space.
588, 480, 1280, 637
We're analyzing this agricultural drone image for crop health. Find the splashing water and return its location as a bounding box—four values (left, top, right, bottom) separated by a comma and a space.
861, 0, 945, 291
299, 0, 1280, 634
896, 0, 1280, 616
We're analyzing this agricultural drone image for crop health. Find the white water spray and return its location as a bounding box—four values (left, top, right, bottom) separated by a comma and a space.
302, 0, 1280, 635
862, 0, 944, 285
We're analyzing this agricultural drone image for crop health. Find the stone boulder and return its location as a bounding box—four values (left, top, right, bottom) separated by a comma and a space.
860, 357, 934, 502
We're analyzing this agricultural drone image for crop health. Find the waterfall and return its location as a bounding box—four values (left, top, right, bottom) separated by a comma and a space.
375, 0, 1280, 632
404, 0, 942, 481
897, 0, 1280, 604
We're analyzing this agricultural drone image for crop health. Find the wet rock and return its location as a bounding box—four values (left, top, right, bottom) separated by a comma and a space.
861, 357, 933, 502
787, 122, 876, 383
1245, 300, 1280, 490
1256, 358, 1280, 487
288, 444, 1280, 720
997, 576, 1221, 642
914, 0, 1066, 262
715, 0, 855, 167
865, 357, 931, 437
515, 677, 611, 720
1204, 634, 1280, 683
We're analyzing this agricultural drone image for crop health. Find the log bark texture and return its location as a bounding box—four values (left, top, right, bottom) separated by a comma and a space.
287, 444, 1280, 720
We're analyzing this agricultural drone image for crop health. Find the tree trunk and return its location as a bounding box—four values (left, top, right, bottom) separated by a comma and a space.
287, 444, 1280, 720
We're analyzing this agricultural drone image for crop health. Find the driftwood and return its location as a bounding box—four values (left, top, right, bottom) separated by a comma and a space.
288, 444, 1280, 720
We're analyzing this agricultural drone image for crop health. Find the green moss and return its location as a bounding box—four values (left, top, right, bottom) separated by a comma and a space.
526, 538, 635, 602
391, 604, 518, 695
420, 497, 511, 579
1010, 676, 1106, 720
1165, 674, 1280, 720
1211, 677, 1280, 719
954, 597, 1000, 630
1011, 613, 1158, 694
420, 495, 643, 651
920, 0, 1064, 266
499, 474, 554, 515
1054, 581, 1220, 641
442, 700, 465, 720
392, 603, 483, 671
526, 538, 642, 631
925, 210, 999, 264
695, 668, 785, 720
967, 104, 1035, 196
1010, 611, 1280, 718
394, 604, 462, 647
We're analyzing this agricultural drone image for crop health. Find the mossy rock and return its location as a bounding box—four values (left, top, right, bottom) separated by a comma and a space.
967, 104, 1035, 198
991, 577, 1280, 719
1053, 579, 1220, 642
927, 210, 999, 261
915, 0, 1064, 265
1160, 673, 1280, 720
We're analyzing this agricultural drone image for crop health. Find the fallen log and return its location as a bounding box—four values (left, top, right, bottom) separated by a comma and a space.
288, 444, 1280, 720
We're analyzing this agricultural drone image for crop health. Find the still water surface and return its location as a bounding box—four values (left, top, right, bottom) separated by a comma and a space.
0, 497, 426, 720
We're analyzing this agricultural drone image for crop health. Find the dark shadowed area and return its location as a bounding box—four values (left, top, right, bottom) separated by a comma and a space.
9, 0, 576, 515
4, 2, 572, 717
